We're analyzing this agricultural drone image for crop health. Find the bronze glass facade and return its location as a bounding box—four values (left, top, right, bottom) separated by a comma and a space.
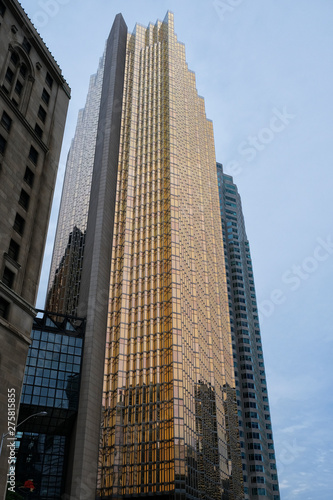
98, 13, 242, 499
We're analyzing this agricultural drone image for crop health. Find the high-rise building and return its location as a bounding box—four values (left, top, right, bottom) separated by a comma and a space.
47, 12, 244, 500
46, 12, 279, 500
217, 163, 280, 499
47, 53, 105, 316
0, 0, 70, 493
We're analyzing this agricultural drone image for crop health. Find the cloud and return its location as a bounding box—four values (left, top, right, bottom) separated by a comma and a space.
281, 424, 309, 434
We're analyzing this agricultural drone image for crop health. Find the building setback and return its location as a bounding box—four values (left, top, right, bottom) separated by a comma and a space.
217, 163, 280, 499
47, 12, 244, 500
0, 0, 70, 494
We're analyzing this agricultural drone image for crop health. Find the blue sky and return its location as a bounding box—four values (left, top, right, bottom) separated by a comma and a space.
19, 1, 333, 498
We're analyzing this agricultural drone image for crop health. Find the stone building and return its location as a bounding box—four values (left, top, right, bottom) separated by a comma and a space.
0, 1, 70, 494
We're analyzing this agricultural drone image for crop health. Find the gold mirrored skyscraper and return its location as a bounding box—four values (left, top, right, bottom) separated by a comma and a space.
47, 12, 243, 499
99, 12, 242, 499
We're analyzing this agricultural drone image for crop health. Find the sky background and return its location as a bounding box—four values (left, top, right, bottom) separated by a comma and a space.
18, 1, 333, 498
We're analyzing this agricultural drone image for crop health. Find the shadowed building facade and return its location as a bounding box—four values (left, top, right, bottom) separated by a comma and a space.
0, 1, 70, 495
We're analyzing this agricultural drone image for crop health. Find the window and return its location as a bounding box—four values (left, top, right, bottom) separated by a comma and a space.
242, 382, 255, 389
20, 64, 27, 79
243, 391, 256, 399
14, 80, 23, 96
245, 411, 258, 419
22, 37, 32, 54
0, 134, 7, 154
10, 52, 19, 66
1, 111, 12, 132
0, 297, 10, 319
29, 145, 39, 165
19, 189, 30, 210
38, 105, 47, 123
247, 432, 260, 440
251, 476, 265, 484
252, 488, 266, 496
34, 124, 43, 139
246, 421, 260, 429
8, 239, 20, 261
3, 267, 15, 288
0, 1, 6, 16
250, 464, 264, 472
42, 88, 50, 105
244, 402, 257, 409
5, 67, 14, 84
45, 72, 53, 88
24, 167, 35, 187
249, 454, 263, 462
248, 442, 262, 450
13, 213, 25, 235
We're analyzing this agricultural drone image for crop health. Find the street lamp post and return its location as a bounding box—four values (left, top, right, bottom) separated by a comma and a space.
0, 411, 47, 457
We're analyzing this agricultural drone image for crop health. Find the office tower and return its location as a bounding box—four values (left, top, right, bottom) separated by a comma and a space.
0, 0, 70, 493
217, 163, 280, 499
47, 12, 244, 500
47, 53, 105, 316
15, 310, 85, 499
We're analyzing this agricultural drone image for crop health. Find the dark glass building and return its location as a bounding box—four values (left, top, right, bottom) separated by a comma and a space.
14, 310, 85, 499
217, 163, 280, 500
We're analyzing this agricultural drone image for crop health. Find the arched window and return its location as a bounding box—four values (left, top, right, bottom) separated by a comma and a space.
1, 44, 34, 114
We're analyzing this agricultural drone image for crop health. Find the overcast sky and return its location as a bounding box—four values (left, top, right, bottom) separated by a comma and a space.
19, 1, 333, 498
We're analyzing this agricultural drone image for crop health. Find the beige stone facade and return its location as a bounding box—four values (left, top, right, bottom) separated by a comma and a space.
0, 1, 70, 496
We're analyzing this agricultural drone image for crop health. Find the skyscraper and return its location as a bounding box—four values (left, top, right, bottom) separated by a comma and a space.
47, 12, 243, 499
217, 163, 280, 499
94, 14, 243, 499
0, 0, 70, 493
46, 11, 278, 500
47, 53, 105, 316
